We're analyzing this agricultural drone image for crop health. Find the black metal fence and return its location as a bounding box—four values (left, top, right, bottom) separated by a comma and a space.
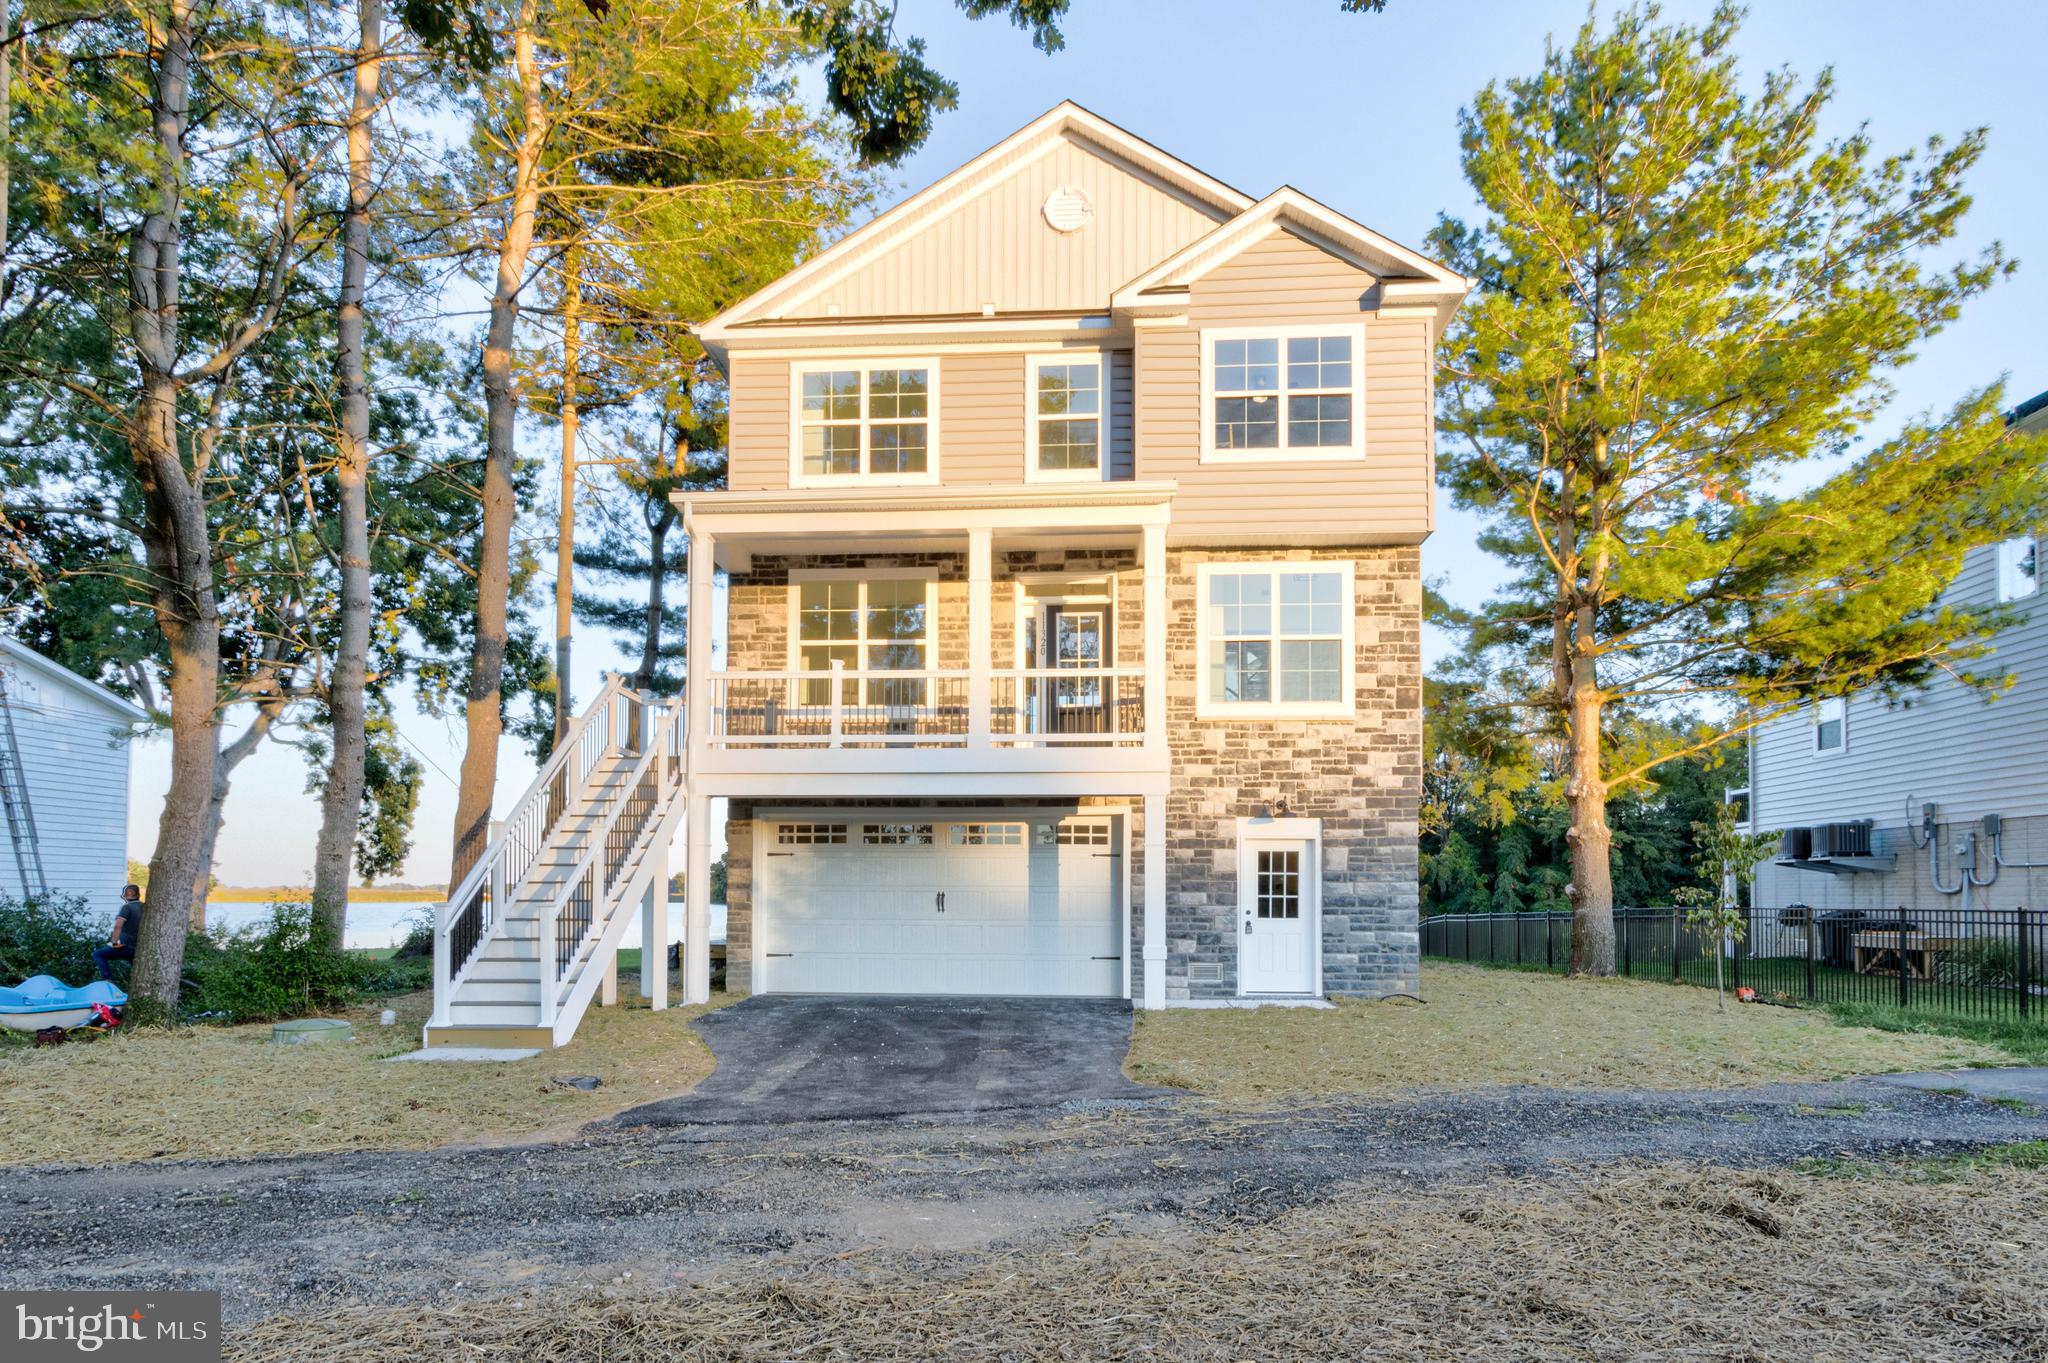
1421, 905, 2045, 1022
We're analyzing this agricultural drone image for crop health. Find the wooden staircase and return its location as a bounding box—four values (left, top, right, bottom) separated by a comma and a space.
425, 680, 686, 1049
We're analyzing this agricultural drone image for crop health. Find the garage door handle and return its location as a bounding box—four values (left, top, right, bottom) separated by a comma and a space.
936, 891, 946, 913
1092, 955, 1122, 961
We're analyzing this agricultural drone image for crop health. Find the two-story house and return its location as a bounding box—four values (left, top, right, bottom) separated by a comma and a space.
1748, 390, 2048, 920
424, 103, 1469, 1047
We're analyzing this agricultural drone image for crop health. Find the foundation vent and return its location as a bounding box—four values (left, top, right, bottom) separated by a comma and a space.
1190, 962, 1223, 984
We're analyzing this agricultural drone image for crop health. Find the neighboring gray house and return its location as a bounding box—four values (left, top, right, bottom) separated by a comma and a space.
1749, 390, 2048, 917
0, 636, 146, 921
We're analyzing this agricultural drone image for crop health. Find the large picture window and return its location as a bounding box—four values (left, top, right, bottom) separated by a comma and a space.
793, 574, 933, 705
1202, 326, 1364, 461
1026, 355, 1103, 479
1997, 536, 2038, 603
793, 361, 938, 482
1195, 562, 1354, 719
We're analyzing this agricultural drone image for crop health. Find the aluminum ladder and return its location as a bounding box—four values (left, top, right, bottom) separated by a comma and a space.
0, 668, 48, 897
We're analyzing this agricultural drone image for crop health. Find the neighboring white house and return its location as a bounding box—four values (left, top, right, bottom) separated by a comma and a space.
0, 636, 147, 922
1748, 389, 2048, 916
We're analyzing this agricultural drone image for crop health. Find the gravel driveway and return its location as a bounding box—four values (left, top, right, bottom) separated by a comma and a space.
2, 1074, 2041, 1323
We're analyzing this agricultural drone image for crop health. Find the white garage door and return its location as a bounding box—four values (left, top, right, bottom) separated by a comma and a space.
758, 815, 1123, 997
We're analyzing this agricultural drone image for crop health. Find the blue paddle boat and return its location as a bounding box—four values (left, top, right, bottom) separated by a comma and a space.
0, 976, 126, 1032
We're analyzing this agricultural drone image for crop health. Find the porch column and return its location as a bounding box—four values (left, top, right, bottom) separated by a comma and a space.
684, 515, 713, 754
683, 791, 712, 1005
1143, 791, 1166, 1010
600, 951, 618, 1007
967, 525, 993, 747
641, 842, 669, 1010
1142, 522, 1167, 753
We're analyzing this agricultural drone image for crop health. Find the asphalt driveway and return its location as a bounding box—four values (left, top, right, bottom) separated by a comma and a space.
614, 994, 1164, 1124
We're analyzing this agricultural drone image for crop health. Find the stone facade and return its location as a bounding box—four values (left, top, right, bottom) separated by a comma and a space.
716, 544, 1421, 1003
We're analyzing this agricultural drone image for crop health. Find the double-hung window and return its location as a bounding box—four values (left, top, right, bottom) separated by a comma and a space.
793, 360, 938, 483
1997, 536, 2038, 603
793, 574, 933, 706
1813, 696, 1846, 754
1026, 355, 1103, 479
1195, 562, 1354, 718
1202, 326, 1364, 461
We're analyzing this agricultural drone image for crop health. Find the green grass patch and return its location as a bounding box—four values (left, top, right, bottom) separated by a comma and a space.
1820, 1000, 2048, 1065
1800, 1140, 2048, 1184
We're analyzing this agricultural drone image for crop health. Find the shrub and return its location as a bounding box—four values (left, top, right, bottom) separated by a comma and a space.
1937, 936, 2022, 988
0, 893, 103, 985
183, 903, 362, 1023
391, 909, 434, 960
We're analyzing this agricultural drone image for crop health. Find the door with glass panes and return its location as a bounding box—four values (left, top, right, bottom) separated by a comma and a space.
1237, 837, 1317, 994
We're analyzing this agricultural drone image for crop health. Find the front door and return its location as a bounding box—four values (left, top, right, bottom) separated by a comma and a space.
1045, 605, 1106, 734
1238, 838, 1317, 994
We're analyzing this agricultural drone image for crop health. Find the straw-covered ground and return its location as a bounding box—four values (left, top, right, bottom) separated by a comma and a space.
0, 976, 731, 1165
1126, 963, 2014, 1100
221, 1150, 2048, 1363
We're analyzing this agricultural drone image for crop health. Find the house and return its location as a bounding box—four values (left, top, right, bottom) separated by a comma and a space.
424, 102, 1470, 1046
1747, 389, 2048, 920
0, 636, 147, 921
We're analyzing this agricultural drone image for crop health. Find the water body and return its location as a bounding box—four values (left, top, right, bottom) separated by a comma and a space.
199, 901, 728, 951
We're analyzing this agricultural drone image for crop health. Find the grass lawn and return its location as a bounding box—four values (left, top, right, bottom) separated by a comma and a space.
0, 979, 733, 1167
1125, 962, 2016, 1101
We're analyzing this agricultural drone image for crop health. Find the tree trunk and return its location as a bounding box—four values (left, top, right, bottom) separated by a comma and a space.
127, 3, 217, 1021
451, 0, 548, 885
553, 248, 581, 742
1564, 663, 1616, 976
190, 694, 287, 928
633, 504, 677, 692
311, 0, 383, 944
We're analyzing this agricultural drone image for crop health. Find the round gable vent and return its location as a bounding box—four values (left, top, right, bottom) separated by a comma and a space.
1042, 186, 1094, 234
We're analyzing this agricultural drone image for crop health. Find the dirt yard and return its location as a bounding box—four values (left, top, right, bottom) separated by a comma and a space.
0, 979, 731, 1164
219, 1151, 2048, 1363
1126, 964, 2013, 1100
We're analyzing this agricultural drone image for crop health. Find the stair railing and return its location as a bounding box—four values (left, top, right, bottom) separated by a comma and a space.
537, 698, 686, 1034
433, 675, 630, 1024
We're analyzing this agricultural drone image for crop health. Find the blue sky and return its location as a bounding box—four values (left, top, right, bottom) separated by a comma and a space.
134, 0, 2048, 886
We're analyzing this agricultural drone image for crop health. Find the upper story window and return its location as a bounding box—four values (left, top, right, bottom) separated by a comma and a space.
1201, 326, 1365, 463
1812, 696, 1845, 754
1026, 355, 1103, 480
1997, 536, 2038, 603
1195, 561, 1354, 720
791, 360, 938, 485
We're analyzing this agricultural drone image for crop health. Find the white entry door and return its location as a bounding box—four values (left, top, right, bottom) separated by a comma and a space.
759, 816, 1122, 997
1238, 837, 1318, 994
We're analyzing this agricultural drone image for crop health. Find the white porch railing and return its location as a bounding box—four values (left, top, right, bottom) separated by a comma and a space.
706, 664, 1146, 749
432, 676, 665, 1020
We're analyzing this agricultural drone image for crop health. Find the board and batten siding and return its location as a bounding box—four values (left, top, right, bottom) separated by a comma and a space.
1752, 535, 2048, 849
1136, 229, 1434, 543
785, 137, 1229, 320
728, 348, 1134, 490
0, 656, 136, 924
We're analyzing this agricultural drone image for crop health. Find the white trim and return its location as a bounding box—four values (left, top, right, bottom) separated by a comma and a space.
1193, 560, 1357, 721
786, 568, 940, 699
788, 356, 942, 488
1812, 695, 1847, 756
0, 637, 149, 722
1023, 350, 1113, 483
1112, 186, 1472, 316
699, 102, 1253, 345
1199, 324, 1367, 464
1233, 815, 1324, 999
1167, 996, 1334, 1010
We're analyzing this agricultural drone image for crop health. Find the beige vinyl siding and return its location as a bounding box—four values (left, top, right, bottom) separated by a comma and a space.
786, 138, 1228, 320
727, 348, 1134, 490
728, 356, 790, 492
1136, 229, 1434, 542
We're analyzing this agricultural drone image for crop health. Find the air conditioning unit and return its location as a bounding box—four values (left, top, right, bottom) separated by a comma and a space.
1810, 820, 1874, 858
1779, 827, 1812, 860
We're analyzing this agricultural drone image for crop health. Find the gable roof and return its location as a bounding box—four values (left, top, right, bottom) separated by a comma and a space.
1111, 186, 1472, 327
696, 102, 1256, 350
0, 636, 149, 723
